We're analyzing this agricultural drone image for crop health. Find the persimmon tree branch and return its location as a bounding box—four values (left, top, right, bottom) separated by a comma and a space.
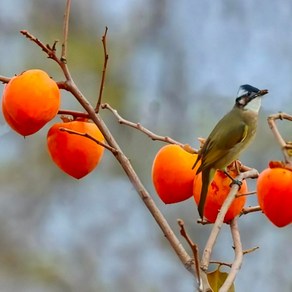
58, 109, 89, 119
178, 219, 201, 289
267, 112, 292, 165
59, 127, 118, 153
200, 168, 259, 271
243, 246, 259, 255
95, 27, 109, 113
241, 206, 262, 215
0, 75, 11, 83
18, 29, 196, 276
101, 102, 192, 148
61, 0, 71, 62
219, 219, 243, 292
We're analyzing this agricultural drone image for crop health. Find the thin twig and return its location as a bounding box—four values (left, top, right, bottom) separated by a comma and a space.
219, 219, 243, 292
95, 27, 109, 113
58, 109, 89, 119
61, 0, 71, 62
209, 261, 232, 268
200, 168, 259, 271
20, 30, 72, 80
20, 30, 54, 57
240, 206, 262, 215
101, 103, 194, 149
243, 246, 259, 255
177, 219, 201, 289
267, 112, 292, 165
236, 190, 256, 198
59, 127, 118, 154
0, 75, 11, 84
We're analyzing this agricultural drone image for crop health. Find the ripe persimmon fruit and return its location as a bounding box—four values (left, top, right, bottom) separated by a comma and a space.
193, 169, 247, 223
2, 69, 60, 136
257, 162, 292, 227
152, 144, 199, 204
47, 119, 105, 179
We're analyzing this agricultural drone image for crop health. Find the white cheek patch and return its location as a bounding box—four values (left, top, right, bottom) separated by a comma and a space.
245, 97, 261, 113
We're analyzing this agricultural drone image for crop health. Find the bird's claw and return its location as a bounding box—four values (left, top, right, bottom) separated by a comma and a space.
229, 179, 242, 189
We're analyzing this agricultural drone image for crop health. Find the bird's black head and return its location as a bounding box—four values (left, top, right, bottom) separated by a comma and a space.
235, 84, 268, 110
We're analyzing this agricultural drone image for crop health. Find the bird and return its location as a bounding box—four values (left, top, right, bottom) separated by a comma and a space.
193, 84, 268, 219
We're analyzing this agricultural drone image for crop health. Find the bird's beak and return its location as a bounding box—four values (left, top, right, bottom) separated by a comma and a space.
249, 89, 268, 101
255, 89, 268, 98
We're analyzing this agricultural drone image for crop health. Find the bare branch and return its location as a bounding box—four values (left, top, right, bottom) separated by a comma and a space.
0, 75, 11, 84
59, 127, 118, 154
219, 219, 243, 292
95, 27, 109, 113
209, 261, 232, 268
236, 190, 256, 198
58, 109, 89, 119
243, 246, 259, 255
101, 103, 195, 150
178, 219, 201, 288
20, 30, 54, 57
61, 0, 72, 62
20, 30, 72, 81
241, 205, 262, 215
267, 112, 292, 165
200, 168, 259, 271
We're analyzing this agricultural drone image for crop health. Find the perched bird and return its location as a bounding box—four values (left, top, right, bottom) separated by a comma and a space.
193, 84, 268, 218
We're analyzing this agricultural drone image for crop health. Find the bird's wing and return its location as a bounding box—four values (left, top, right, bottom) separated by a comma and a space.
197, 121, 248, 171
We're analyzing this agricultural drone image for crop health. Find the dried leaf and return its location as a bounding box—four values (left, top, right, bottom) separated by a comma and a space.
207, 268, 235, 292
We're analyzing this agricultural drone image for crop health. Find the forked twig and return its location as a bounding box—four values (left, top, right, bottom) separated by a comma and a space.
219, 219, 243, 292
95, 27, 109, 113
200, 168, 259, 271
267, 112, 292, 165
20, 30, 54, 57
177, 219, 201, 288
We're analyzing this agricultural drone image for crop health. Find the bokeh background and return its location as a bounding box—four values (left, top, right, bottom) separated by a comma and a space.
0, 1, 291, 291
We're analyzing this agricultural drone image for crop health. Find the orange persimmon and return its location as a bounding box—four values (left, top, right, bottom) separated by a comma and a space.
2, 69, 60, 136
47, 119, 105, 179
257, 163, 292, 227
152, 144, 199, 204
193, 169, 247, 223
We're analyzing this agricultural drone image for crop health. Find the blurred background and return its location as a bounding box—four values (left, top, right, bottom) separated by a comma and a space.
0, 1, 291, 291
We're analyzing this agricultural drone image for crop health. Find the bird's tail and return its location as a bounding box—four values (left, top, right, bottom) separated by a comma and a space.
198, 169, 214, 218
192, 154, 201, 170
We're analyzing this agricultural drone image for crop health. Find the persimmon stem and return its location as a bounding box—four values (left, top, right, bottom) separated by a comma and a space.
95, 27, 109, 113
